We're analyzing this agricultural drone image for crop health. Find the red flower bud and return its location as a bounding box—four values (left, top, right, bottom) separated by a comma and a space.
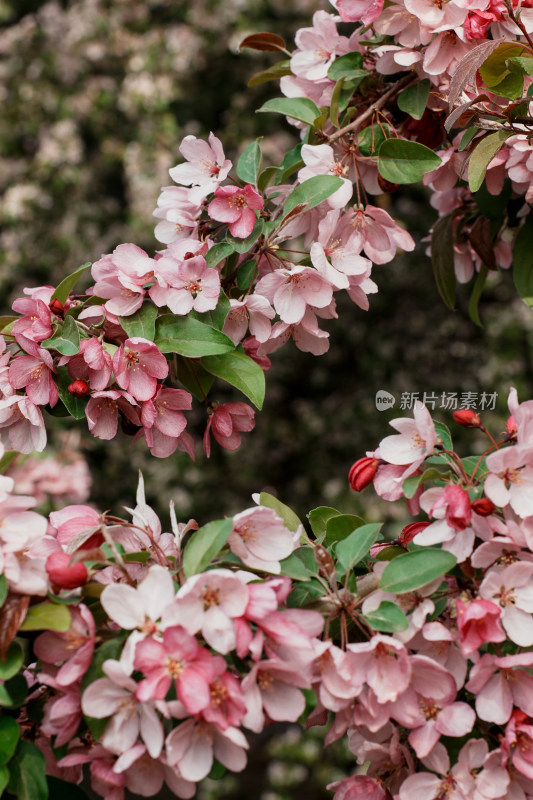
506, 415, 517, 439
471, 498, 496, 516
46, 552, 89, 590
399, 521, 430, 546
348, 457, 379, 492
49, 298, 65, 317
453, 409, 481, 428
68, 380, 90, 398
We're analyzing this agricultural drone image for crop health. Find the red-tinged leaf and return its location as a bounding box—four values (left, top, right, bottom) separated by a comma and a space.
239, 32, 287, 53
448, 39, 506, 110
0, 595, 29, 660
469, 215, 496, 270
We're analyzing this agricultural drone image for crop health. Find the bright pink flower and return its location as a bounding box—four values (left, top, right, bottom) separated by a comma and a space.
150, 253, 220, 315
203, 402, 255, 457
229, 506, 299, 573
201, 670, 247, 731
8, 350, 58, 407
208, 184, 264, 238
455, 598, 506, 656
66, 338, 112, 391
85, 389, 140, 440
503, 709, 533, 780
46, 551, 89, 590
112, 337, 168, 402
430, 484, 472, 531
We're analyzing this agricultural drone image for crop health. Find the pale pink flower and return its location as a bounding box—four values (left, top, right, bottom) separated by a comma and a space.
140, 386, 192, 458
34, 604, 95, 687
114, 745, 195, 799
229, 506, 299, 573
327, 775, 389, 800
203, 402, 255, 457
12, 296, 53, 356
0, 394, 47, 453
49, 505, 102, 549
242, 659, 310, 732
153, 185, 202, 245
373, 0, 433, 46
466, 652, 533, 724
378, 401, 436, 469
150, 253, 220, 315
485, 444, 533, 518
112, 337, 168, 402
340, 634, 411, 704
101, 564, 176, 633
208, 184, 264, 239
258, 307, 330, 356
166, 718, 248, 783
40, 677, 83, 748
291, 10, 350, 81
455, 598, 506, 656
85, 389, 139, 440
340, 205, 415, 264
313, 641, 361, 712
8, 349, 58, 407
503, 710, 533, 780
169, 132, 232, 197
404, 0, 466, 29
255, 264, 333, 324
479, 562, 533, 646
298, 144, 353, 209
310, 209, 371, 289
66, 338, 112, 391
222, 296, 275, 345
416, 487, 475, 562
90, 243, 156, 317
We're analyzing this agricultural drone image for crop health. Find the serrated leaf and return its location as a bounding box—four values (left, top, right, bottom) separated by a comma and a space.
402, 468, 450, 499
257, 97, 321, 127
397, 79, 430, 120
327, 52, 366, 82
41, 315, 81, 356
363, 601, 409, 632
205, 242, 236, 269
284, 175, 343, 215
119, 303, 158, 341
513, 215, 533, 308
468, 130, 512, 192
378, 139, 441, 184
7, 741, 48, 800
239, 32, 287, 52
380, 549, 457, 594
335, 523, 382, 573
324, 514, 366, 547
307, 506, 341, 542
201, 351, 265, 409
54, 366, 88, 419
182, 518, 233, 578
0, 640, 23, 681
51, 262, 91, 305
431, 213, 456, 310
248, 60, 292, 87
258, 492, 303, 533
19, 602, 71, 632
155, 315, 235, 357
237, 140, 262, 187
0, 717, 20, 764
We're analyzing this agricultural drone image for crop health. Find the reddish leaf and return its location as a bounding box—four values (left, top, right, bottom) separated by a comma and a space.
445, 94, 490, 133
469, 215, 496, 270
448, 39, 505, 110
239, 32, 287, 53
0, 595, 29, 660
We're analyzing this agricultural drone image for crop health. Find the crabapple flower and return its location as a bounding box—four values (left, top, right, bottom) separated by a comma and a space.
455, 598, 506, 656
378, 401, 437, 470
8, 350, 58, 407
327, 775, 389, 800
149, 253, 220, 315
229, 506, 300, 573
208, 184, 264, 238
484, 445, 533, 518
46, 551, 89, 590
241, 659, 310, 732
291, 11, 350, 81
466, 652, 533, 724
90, 243, 156, 317
34, 604, 96, 687
101, 564, 176, 634
479, 562, 533, 646
153, 185, 202, 244
222, 296, 275, 346
258, 307, 330, 356
0, 395, 47, 453
169, 132, 232, 198
165, 718, 249, 783
139, 387, 192, 458
299, 145, 353, 209
203, 402, 255, 457
255, 264, 333, 324
66, 338, 112, 391
112, 338, 168, 402
85, 389, 139, 440
340, 635, 411, 704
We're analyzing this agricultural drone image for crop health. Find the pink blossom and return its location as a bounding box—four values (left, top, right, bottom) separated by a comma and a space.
40, 677, 83, 748
327, 775, 389, 800
66, 338, 112, 391
430, 484, 472, 530
8, 350, 58, 407
90, 243, 156, 317
455, 598, 506, 655
255, 265, 333, 324
208, 184, 264, 239
149, 252, 220, 315
340, 634, 411, 704
112, 337, 168, 402
340, 205, 415, 264
242, 659, 309, 732
34, 604, 95, 687
169, 132, 232, 198
258, 307, 330, 356
222, 296, 275, 345
310, 209, 372, 289
503, 710, 533, 780
203, 402, 255, 457
49, 504, 102, 549
229, 506, 299, 573
479, 562, 533, 646
153, 185, 202, 245
85, 389, 139, 440
378, 401, 436, 469
291, 11, 350, 81
166, 718, 248, 783
101, 564, 176, 633
484, 444, 533, 518
298, 145, 353, 209
140, 386, 192, 458
12, 296, 53, 356
46, 551, 89, 589
0, 395, 47, 453
201, 670, 247, 731
466, 652, 533, 724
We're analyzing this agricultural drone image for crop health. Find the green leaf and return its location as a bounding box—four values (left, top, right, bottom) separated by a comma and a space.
175, 357, 214, 401
19, 602, 71, 632
257, 97, 321, 127
324, 514, 366, 547
47, 777, 91, 799
201, 351, 265, 409
155, 315, 235, 357
402, 468, 450, 499
0, 764, 8, 795
327, 52, 366, 82
51, 262, 91, 305
468, 130, 512, 193
335, 523, 382, 573
0, 675, 27, 709
190, 292, 230, 331
434, 420, 453, 451
431, 213, 456, 310
307, 506, 341, 542
0, 641, 23, 681
7, 741, 48, 800
226, 218, 264, 253
474, 180, 511, 219
257, 166, 279, 193
0, 452, 17, 476
397, 79, 430, 120
514, 216, 533, 308
329, 77, 345, 127
119, 303, 158, 341
258, 492, 303, 533
363, 601, 409, 633
279, 552, 312, 581
0, 316, 17, 333
236, 259, 258, 291
458, 126, 480, 151
479, 43, 525, 98
182, 518, 233, 578
0, 575, 8, 608
237, 140, 262, 187
469, 263, 488, 327
248, 61, 292, 87
378, 139, 441, 184
276, 144, 303, 185
0, 717, 20, 764
205, 242, 236, 269
356, 123, 389, 157
506, 55, 533, 76
284, 175, 343, 215
380, 549, 457, 594
374, 544, 407, 561
41, 315, 80, 356
54, 366, 88, 419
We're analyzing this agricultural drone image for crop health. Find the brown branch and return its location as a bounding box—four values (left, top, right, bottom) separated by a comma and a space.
327, 72, 415, 144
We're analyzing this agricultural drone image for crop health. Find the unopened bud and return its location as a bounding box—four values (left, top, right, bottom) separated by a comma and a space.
68, 380, 90, 398
453, 409, 481, 428
471, 498, 495, 516
348, 457, 379, 492
314, 544, 336, 581
46, 551, 89, 590
49, 298, 65, 317
506, 415, 517, 439
399, 521, 430, 546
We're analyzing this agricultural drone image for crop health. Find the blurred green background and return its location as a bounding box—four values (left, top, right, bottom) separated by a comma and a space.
2, 0, 533, 797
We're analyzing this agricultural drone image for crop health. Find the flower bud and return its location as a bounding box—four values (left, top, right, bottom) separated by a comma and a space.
348, 457, 379, 491
49, 298, 65, 317
399, 521, 430, 546
68, 380, 90, 398
453, 409, 481, 428
471, 497, 495, 516
46, 552, 89, 590
506, 415, 517, 439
